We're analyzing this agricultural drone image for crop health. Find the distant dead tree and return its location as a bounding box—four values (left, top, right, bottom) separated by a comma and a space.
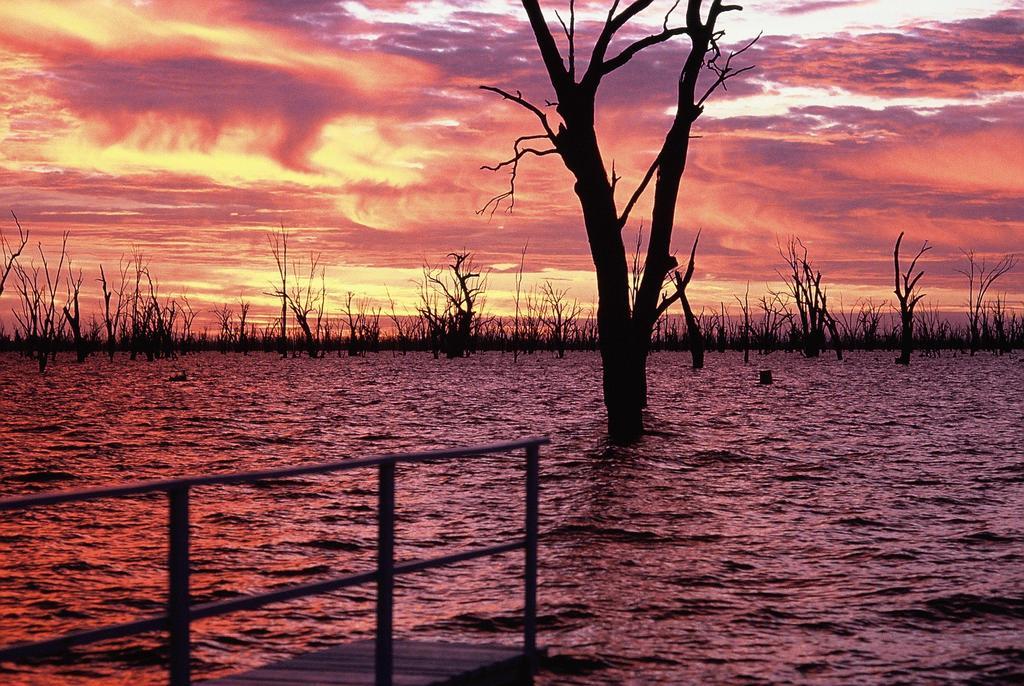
212, 303, 234, 354
342, 291, 365, 356
385, 288, 409, 355
13, 234, 67, 372
143, 271, 177, 359
1, 211, 29, 300
756, 290, 791, 354
540, 280, 582, 358
179, 292, 198, 354
958, 249, 1017, 355
62, 259, 89, 362
418, 252, 486, 358
856, 298, 886, 351
778, 237, 841, 359
715, 302, 728, 353
481, 0, 757, 441
272, 251, 324, 359
734, 282, 751, 363
671, 232, 704, 369
988, 295, 1010, 354
362, 302, 382, 353
893, 231, 931, 365
520, 285, 546, 355
268, 226, 289, 357
512, 244, 527, 362
237, 297, 251, 353
98, 261, 129, 360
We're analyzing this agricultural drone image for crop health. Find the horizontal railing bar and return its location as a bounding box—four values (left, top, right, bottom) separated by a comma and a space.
0, 615, 166, 662
0, 539, 526, 661
0, 437, 550, 511
190, 570, 378, 622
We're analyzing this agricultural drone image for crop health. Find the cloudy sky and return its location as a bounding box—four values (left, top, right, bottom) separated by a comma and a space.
0, 0, 1021, 318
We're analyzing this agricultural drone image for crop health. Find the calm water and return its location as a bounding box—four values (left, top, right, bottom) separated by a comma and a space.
1, 351, 1022, 684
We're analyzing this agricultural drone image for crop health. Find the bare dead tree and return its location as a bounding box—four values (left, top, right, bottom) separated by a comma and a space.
342, 291, 364, 356
125, 249, 150, 360
958, 249, 1017, 355
714, 302, 728, 353
62, 260, 89, 362
893, 231, 931, 365
98, 260, 129, 360
419, 252, 487, 359
541, 280, 583, 358
757, 289, 791, 354
268, 225, 289, 357
385, 288, 409, 356
13, 234, 67, 372
778, 236, 840, 359
144, 272, 177, 360
513, 243, 527, 362
362, 302, 382, 353
1, 211, 29, 300
521, 285, 546, 355
314, 269, 327, 351
734, 282, 751, 363
274, 252, 324, 359
856, 298, 885, 351
671, 232, 703, 369
237, 297, 251, 354
988, 295, 1009, 354
481, 0, 757, 441
417, 272, 446, 359
179, 292, 198, 354
212, 303, 234, 354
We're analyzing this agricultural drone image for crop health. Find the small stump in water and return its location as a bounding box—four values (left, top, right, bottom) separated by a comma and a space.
759, 370, 773, 385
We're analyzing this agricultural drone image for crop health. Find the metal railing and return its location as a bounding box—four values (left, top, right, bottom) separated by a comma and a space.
0, 436, 548, 685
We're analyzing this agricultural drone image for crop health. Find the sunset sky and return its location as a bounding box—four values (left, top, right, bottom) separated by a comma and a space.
0, 0, 1021, 321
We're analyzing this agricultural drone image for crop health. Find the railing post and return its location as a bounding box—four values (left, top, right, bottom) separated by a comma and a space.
524, 443, 540, 674
375, 460, 395, 686
168, 486, 190, 686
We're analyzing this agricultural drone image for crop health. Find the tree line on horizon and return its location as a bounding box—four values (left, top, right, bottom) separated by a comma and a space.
0, 214, 1020, 374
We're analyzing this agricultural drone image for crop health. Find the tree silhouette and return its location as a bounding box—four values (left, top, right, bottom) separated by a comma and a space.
958, 250, 1017, 355
540, 280, 582, 358
61, 259, 88, 362
1, 211, 29, 300
893, 231, 930, 365
268, 226, 289, 357
777, 237, 840, 359
418, 252, 486, 359
672, 231, 704, 369
482, 0, 757, 442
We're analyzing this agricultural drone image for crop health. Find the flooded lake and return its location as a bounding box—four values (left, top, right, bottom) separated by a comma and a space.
1, 351, 1022, 684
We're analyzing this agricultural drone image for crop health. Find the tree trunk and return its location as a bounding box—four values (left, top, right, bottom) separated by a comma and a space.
600, 330, 646, 443
897, 316, 913, 365
803, 331, 821, 358
827, 320, 843, 361
684, 314, 704, 369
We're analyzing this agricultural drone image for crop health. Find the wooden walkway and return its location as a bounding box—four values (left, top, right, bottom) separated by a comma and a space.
206, 640, 535, 685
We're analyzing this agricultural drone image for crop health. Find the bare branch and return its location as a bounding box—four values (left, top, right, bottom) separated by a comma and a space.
697, 31, 761, 108
520, 0, 572, 92
618, 156, 660, 228
479, 86, 557, 139
477, 134, 559, 217
602, 26, 691, 75
554, 0, 576, 81
1, 210, 30, 298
